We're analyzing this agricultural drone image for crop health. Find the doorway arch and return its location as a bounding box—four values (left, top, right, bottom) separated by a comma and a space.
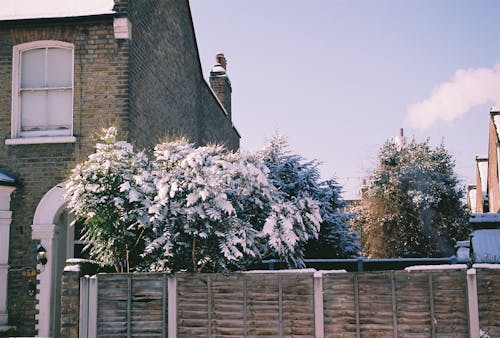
31, 184, 68, 338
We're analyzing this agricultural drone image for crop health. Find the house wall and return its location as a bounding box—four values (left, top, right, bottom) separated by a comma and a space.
125, 0, 239, 150
0, 20, 129, 335
487, 116, 500, 212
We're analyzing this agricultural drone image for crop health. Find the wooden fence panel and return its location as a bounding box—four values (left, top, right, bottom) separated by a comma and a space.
130, 274, 166, 337
476, 266, 500, 337
176, 273, 209, 337
323, 272, 357, 337
431, 270, 468, 337
97, 273, 129, 337
394, 271, 432, 337
357, 271, 394, 337
176, 272, 315, 337
211, 274, 245, 337
96, 273, 167, 337
280, 273, 315, 337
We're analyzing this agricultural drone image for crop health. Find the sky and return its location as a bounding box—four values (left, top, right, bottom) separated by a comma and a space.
190, 0, 500, 200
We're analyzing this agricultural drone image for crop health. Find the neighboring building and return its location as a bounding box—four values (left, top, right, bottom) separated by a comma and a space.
469, 214, 500, 263
472, 109, 500, 213
0, 0, 239, 336
475, 155, 488, 213
468, 108, 500, 264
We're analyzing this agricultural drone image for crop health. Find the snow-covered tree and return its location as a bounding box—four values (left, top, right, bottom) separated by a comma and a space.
259, 135, 360, 260
352, 139, 469, 258
66, 129, 322, 272
66, 128, 152, 272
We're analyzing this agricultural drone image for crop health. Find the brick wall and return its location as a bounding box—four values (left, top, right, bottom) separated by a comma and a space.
126, 0, 239, 150
487, 113, 500, 212
0, 19, 129, 334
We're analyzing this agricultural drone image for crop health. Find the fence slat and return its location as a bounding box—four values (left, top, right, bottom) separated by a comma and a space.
278, 275, 283, 337
354, 273, 360, 338
243, 277, 247, 338
391, 271, 398, 338
207, 275, 212, 337
127, 275, 131, 338
428, 274, 436, 338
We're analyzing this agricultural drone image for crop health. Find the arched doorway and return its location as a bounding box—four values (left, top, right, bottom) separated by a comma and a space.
31, 184, 84, 338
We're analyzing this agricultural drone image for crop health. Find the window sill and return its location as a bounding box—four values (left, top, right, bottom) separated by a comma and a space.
5, 136, 76, 145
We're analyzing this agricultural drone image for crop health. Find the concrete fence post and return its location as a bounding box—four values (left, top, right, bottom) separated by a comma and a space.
168, 275, 177, 338
466, 268, 480, 338
313, 271, 324, 338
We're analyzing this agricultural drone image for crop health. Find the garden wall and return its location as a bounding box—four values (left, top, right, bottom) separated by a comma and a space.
66, 264, 499, 338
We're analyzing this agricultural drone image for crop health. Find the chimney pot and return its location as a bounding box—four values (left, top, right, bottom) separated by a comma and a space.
210, 52, 232, 119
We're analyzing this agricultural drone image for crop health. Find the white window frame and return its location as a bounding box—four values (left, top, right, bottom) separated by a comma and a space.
6, 40, 76, 145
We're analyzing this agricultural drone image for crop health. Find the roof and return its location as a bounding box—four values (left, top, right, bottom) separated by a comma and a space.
0, 172, 16, 186
0, 0, 115, 21
471, 229, 500, 263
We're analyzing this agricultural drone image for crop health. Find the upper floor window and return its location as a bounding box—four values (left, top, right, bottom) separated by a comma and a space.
7, 41, 75, 145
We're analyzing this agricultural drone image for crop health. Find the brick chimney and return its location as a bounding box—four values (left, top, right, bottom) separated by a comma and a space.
209, 52, 232, 119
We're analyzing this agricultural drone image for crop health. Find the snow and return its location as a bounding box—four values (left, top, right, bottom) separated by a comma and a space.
477, 157, 488, 193
0, 0, 115, 21
494, 114, 500, 141
210, 64, 226, 74
471, 229, 500, 263
472, 263, 500, 270
244, 269, 317, 274
315, 270, 348, 275
0, 172, 15, 183
472, 263, 500, 269
63, 265, 81, 272
469, 213, 500, 223
404, 264, 468, 271
468, 188, 477, 213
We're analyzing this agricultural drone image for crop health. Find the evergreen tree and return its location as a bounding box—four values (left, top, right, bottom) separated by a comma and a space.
352, 139, 469, 258
259, 136, 360, 259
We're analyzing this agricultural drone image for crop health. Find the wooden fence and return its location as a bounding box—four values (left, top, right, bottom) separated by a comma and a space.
77, 265, 499, 338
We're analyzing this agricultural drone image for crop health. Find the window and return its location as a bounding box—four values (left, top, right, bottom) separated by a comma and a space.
7, 41, 76, 145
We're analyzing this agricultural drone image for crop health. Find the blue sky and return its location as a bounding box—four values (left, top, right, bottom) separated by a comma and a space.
190, 0, 500, 199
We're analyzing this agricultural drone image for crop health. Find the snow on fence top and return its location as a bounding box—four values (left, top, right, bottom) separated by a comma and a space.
404, 264, 468, 272
473, 263, 500, 269
0, 172, 15, 184
469, 212, 500, 223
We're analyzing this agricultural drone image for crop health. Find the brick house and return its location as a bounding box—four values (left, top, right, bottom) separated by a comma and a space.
468, 109, 500, 264
472, 109, 500, 213
0, 0, 239, 336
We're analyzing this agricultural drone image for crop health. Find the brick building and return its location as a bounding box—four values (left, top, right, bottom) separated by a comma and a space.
0, 0, 239, 336
471, 109, 500, 213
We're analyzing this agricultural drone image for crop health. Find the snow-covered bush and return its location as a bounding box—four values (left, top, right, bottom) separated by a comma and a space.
66, 129, 326, 272
66, 128, 153, 271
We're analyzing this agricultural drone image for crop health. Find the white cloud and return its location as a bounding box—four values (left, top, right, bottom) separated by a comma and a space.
406, 63, 500, 129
